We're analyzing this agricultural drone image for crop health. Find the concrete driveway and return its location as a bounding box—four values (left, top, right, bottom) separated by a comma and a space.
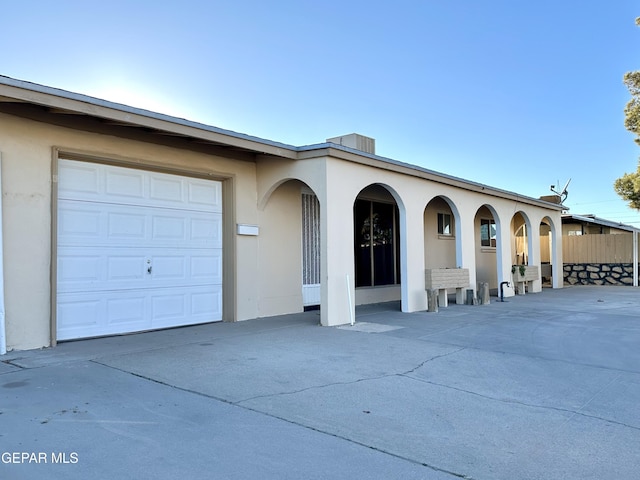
1, 286, 639, 479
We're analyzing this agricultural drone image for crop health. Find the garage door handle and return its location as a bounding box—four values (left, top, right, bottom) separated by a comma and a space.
147, 266, 152, 274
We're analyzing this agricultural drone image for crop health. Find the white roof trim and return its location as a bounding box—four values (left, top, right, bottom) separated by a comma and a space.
0, 75, 562, 211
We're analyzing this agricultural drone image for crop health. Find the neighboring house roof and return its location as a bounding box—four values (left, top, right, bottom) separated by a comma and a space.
0, 75, 561, 211
562, 214, 640, 233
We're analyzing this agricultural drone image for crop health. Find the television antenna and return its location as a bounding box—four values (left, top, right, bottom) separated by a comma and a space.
550, 178, 571, 202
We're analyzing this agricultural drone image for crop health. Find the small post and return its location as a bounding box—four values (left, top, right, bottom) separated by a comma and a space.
477, 282, 490, 305
438, 289, 448, 308
465, 289, 476, 305
427, 289, 439, 312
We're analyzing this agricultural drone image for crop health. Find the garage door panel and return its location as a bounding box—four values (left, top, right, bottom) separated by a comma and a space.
58, 248, 146, 291
58, 247, 221, 293
58, 254, 102, 284
151, 293, 186, 320
149, 175, 184, 203
59, 200, 221, 248
58, 286, 222, 340
57, 292, 149, 340
192, 289, 222, 316
152, 215, 188, 241
151, 286, 222, 329
58, 205, 102, 238
191, 217, 222, 246
107, 255, 147, 281
108, 212, 147, 239
191, 252, 223, 283
57, 159, 223, 340
58, 298, 101, 328
152, 255, 187, 280
188, 181, 221, 209
106, 169, 145, 199
58, 162, 100, 197
59, 160, 222, 212
107, 296, 146, 325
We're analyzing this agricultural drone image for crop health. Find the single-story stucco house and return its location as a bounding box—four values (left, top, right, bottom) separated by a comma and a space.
0, 76, 564, 353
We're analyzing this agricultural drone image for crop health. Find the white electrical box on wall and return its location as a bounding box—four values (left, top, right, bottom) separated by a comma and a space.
237, 224, 259, 236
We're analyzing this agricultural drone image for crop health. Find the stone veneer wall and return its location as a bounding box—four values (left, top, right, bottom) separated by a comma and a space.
563, 263, 639, 286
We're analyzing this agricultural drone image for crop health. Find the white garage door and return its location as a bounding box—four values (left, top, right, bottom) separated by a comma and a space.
56, 159, 223, 340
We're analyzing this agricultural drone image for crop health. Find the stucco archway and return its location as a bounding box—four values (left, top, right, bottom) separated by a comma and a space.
424, 195, 463, 269
474, 204, 502, 293
511, 211, 533, 267
352, 183, 406, 308
258, 179, 321, 316
540, 216, 559, 287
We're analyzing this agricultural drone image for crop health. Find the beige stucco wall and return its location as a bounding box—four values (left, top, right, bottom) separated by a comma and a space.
256, 180, 304, 316
0, 112, 262, 351
257, 153, 562, 326
424, 198, 457, 269
0, 108, 564, 351
1, 115, 52, 351
474, 206, 498, 289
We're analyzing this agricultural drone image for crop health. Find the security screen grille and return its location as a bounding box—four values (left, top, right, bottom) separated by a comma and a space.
302, 193, 321, 286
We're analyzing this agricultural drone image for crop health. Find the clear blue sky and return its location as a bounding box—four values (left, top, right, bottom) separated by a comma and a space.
2, 1, 639, 224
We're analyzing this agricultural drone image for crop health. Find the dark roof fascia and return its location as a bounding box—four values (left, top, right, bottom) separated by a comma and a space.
562, 214, 640, 233
0, 75, 299, 159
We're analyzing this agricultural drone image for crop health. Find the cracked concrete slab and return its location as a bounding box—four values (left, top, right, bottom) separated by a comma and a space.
2, 285, 640, 479
95, 326, 459, 404
238, 374, 639, 480
0, 361, 441, 480
404, 347, 640, 427
3, 313, 320, 369
0, 361, 21, 375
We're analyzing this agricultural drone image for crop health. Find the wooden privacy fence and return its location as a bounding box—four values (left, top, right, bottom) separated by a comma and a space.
562, 233, 638, 263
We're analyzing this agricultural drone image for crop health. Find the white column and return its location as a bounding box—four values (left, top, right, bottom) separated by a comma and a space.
400, 202, 427, 312
319, 178, 354, 327
496, 216, 515, 297
551, 220, 563, 289
528, 221, 542, 293
457, 211, 478, 297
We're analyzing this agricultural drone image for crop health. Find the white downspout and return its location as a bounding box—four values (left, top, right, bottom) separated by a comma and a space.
346, 274, 354, 326
0, 153, 6, 354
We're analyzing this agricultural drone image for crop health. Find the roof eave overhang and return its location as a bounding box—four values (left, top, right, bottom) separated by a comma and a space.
562, 214, 639, 232
0, 77, 299, 159
0, 76, 565, 211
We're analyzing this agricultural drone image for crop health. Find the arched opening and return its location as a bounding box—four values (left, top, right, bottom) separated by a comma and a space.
474, 205, 499, 293
258, 179, 321, 315
353, 184, 402, 305
511, 212, 531, 267
424, 196, 468, 306
540, 216, 555, 287
301, 188, 321, 307
424, 196, 462, 269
